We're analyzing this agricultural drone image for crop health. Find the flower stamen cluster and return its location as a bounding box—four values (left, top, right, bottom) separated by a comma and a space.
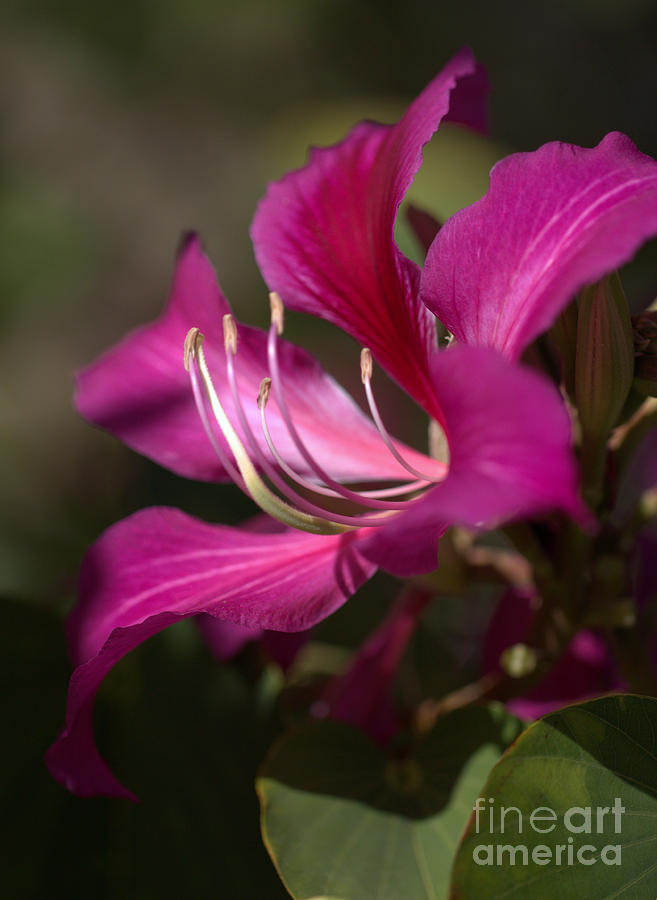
184, 293, 441, 536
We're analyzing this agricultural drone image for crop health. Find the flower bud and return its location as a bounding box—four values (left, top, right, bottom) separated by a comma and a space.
575, 272, 634, 440
575, 272, 634, 506
549, 299, 579, 400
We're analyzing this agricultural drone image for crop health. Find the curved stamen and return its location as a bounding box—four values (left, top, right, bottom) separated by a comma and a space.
221, 317, 391, 528
266, 294, 422, 510
360, 348, 442, 483
258, 378, 428, 500
187, 328, 355, 535
184, 327, 246, 490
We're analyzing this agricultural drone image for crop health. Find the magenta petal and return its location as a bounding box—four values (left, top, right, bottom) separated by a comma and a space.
442, 60, 489, 134
317, 588, 429, 744
197, 616, 310, 670
251, 48, 484, 417
45, 613, 181, 800
76, 234, 231, 482
363, 345, 588, 577
421, 133, 657, 359
46, 507, 376, 797
76, 235, 427, 484
196, 615, 263, 661
360, 515, 447, 578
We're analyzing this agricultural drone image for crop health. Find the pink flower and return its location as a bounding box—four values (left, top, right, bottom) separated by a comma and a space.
46, 47, 657, 799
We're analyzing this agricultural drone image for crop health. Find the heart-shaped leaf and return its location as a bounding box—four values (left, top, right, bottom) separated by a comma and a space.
258, 705, 523, 900
450, 694, 657, 898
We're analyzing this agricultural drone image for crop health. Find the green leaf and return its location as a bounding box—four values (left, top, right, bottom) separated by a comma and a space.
258, 705, 523, 900
451, 694, 657, 898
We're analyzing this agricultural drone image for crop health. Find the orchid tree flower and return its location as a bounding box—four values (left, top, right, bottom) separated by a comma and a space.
47, 47, 657, 800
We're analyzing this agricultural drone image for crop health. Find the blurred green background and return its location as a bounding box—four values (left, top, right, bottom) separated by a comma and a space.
2, 1, 657, 897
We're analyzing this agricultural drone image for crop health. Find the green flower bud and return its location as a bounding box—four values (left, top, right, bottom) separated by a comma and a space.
576, 272, 634, 439
550, 298, 579, 400
575, 272, 634, 504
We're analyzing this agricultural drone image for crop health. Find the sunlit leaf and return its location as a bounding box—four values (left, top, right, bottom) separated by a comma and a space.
451, 695, 657, 898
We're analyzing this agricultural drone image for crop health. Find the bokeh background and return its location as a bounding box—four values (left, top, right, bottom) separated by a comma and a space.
3, 1, 657, 897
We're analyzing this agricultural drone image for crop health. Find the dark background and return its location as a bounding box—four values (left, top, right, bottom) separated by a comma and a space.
2, 1, 657, 897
